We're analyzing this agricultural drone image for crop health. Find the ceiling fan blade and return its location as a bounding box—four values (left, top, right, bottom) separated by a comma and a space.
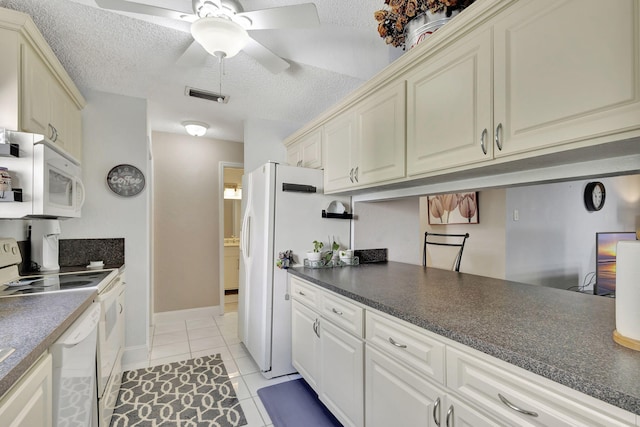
94, 0, 193, 20
176, 40, 209, 67
243, 38, 290, 74
237, 3, 320, 30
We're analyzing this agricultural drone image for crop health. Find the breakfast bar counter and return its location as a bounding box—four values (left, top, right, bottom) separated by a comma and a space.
288, 261, 640, 417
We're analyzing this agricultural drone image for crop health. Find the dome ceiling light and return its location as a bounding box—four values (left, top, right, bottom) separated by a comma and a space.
183, 121, 209, 137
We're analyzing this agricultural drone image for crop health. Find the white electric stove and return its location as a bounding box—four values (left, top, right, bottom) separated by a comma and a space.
0, 238, 115, 298
0, 237, 125, 427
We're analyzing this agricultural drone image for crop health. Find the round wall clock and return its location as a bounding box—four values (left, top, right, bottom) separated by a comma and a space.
107, 164, 145, 197
584, 181, 605, 211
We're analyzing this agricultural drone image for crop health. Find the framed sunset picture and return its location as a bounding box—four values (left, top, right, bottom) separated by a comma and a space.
594, 232, 637, 296
428, 192, 479, 225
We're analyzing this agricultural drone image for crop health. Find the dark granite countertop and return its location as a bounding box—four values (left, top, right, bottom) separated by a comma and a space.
0, 289, 97, 398
288, 262, 640, 416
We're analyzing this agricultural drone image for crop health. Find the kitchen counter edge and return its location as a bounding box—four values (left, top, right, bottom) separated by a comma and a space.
0, 289, 97, 399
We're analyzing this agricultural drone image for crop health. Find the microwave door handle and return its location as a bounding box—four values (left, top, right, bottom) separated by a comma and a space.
77, 179, 86, 209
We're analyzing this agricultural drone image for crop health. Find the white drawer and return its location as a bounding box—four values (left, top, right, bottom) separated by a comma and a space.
290, 276, 321, 310
321, 291, 364, 338
365, 310, 445, 384
446, 346, 636, 427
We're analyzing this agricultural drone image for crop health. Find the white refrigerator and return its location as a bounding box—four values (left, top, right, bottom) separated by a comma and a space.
238, 162, 351, 378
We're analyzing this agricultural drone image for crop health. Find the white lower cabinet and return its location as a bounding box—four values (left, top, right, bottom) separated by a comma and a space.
0, 353, 52, 427
291, 286, 364, 427
319, 318, 364, 427
447, 346, 636, 427
365, 345, 442, 427
291, 277, 639, 427
291, 299, 321, 391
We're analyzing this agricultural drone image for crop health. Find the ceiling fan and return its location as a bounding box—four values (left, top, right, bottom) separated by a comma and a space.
94, 0, 320, 73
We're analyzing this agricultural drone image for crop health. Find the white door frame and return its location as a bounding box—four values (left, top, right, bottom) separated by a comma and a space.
218, 161, 244, 315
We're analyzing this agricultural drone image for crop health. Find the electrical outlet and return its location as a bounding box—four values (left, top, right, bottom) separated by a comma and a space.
513, 209, 519, 221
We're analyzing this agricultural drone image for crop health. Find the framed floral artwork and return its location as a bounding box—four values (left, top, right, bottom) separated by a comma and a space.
428, 192, 479, 225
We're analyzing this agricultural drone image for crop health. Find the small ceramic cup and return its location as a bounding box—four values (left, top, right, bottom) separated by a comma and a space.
339, 250, 354, 258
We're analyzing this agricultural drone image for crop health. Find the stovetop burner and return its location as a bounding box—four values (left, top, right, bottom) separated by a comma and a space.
0, 270, 113, 297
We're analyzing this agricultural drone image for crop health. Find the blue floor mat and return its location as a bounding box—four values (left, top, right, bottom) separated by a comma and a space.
257, 379, 343, 427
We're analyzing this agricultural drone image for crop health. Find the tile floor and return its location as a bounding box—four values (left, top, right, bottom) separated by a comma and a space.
134, 310, 299, 427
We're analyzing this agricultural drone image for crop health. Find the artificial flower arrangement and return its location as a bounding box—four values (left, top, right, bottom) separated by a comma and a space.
375, 0, 475, 48
276, 249, 293, 269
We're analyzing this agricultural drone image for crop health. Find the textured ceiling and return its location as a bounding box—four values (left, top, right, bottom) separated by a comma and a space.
0, 0, 401, 141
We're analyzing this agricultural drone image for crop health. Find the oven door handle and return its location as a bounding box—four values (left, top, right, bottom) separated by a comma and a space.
97, 275, 123, 302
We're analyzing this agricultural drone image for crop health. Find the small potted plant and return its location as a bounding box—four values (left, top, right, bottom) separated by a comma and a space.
306, 240, 323, 262
326, 237, 341, 264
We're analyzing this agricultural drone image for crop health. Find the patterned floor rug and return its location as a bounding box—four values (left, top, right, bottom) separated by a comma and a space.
110, 354, 247, 427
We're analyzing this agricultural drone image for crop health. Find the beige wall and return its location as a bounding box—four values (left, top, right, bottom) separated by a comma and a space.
420, 189, 506, 279
152, 131, 243, 313
354, 189, 506, 279
354, 198, 422, 264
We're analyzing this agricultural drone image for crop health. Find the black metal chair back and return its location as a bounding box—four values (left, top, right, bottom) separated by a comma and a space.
423, 232, 470, 272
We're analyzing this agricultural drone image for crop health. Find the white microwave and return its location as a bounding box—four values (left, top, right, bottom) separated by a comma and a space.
0, 131, 85, 218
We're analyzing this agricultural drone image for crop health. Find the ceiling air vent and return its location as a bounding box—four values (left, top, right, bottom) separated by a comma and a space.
185, 86, 229, 104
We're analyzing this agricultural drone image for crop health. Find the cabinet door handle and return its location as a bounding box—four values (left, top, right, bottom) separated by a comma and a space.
349, 168, 354, 183
48, 124, 55, 141
498, 393, 538, 417
433, 397, 441, 426
446, 405, 454, 427
313, 319, 320, 338
331, 308, 343, 316
119, 303, 123, 314
495, 122, 503, 151
388, 337, 407, 348
354, 166, 359, 182
297, 160, 302, 167
480, 128, 488, 155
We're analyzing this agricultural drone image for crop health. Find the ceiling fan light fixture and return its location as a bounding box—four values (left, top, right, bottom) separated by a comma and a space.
183, 121, 209, 136
191, 17, 249, 58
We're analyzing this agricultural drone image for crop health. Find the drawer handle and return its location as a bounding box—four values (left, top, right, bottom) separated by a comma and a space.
298, 291, 306, 296
331, 308, 343, 316
480, 128, 488, 155
446, 405, 453, 427
433, 397, 441, 426
498, 393, 538, 417
388, 337, 407, 349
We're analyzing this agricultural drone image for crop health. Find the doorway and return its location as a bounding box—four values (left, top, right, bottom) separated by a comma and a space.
219, 163, 243, 313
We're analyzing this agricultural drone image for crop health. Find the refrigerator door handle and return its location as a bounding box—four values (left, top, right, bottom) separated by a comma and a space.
240, 213, 250, 258
244, 216, 251, 258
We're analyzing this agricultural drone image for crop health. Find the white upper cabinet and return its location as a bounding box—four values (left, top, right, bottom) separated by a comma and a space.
285, 0, 640, 193
286, 128, 322, 169
406, 26, 493, 175
324, 81, 406, 193
323, 111, 357, 192
493, 0, 640, 157
0, 8, 85, 162
409, 0, 640, 177
354, 81, 406, 187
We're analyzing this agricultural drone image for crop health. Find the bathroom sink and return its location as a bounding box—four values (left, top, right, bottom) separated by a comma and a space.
0, 347, 15, 363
